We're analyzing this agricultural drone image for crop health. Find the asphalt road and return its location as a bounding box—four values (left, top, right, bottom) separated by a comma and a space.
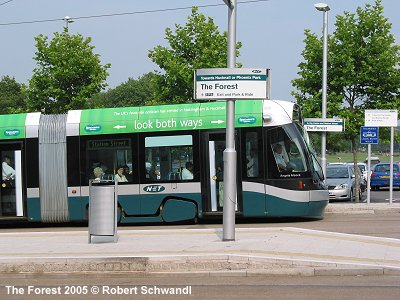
1, 210, 399, 239
1, 273, 399, 300
363, 188, 400, 203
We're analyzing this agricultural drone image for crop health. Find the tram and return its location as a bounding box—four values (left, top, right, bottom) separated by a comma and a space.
0, 99, 328, 223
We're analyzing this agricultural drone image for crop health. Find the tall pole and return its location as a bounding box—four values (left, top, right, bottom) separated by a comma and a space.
389, 126, 394, 204
223, 0, 237, 241
315, 3, 330, 179
64, 16, 74, 32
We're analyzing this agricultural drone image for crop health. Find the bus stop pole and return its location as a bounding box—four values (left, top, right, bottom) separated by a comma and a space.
389, 126, 394, 204
223, 0, 237, 241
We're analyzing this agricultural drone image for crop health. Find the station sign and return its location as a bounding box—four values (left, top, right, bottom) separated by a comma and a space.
360, 126, 379, 144
194, 68, 269, 100
365, 110, 398, 127
303, 118, 344, 132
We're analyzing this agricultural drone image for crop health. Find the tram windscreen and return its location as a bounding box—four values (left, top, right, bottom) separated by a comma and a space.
267, 124, 308, 176
295, 123, 324, 180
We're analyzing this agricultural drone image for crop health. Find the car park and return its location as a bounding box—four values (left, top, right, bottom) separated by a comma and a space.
370, 163, 400, 190
326, 164, 362, 201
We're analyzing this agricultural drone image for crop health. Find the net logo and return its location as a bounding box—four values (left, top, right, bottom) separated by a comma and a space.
84, 125, 102, 132
238, 116, 256, 124
4, 129, 20, 136
143, 185, 165, 193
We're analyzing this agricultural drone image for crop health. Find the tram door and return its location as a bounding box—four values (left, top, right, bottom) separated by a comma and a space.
0, 145, 24, 217
203, 132, 241, 213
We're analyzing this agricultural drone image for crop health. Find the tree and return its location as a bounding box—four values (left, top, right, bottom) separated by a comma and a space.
0, 76, 27, 114
292, 0, 399, 201
28, 30, 111, 114
89, 72, 158, 108
148, 6, 242, 104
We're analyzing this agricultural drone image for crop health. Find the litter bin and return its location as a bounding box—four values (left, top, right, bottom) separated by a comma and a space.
88, 180, 118, 243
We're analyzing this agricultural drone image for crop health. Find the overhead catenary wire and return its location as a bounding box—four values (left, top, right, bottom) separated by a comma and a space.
0, 0, 270, 26
0, 0, 13, 7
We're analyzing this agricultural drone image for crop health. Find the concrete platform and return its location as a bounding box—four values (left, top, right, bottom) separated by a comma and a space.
326, 203, 400, 214
0, 226, 399, 276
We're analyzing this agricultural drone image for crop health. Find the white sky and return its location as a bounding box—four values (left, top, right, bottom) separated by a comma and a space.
0, 0, 398, 101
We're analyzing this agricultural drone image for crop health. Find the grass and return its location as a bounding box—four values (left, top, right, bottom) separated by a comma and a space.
326, 152, 400, 163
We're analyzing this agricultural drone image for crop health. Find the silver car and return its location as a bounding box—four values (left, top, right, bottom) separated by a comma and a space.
326, 164, 360, 201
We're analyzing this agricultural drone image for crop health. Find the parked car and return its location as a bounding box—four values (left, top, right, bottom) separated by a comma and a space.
370, 163, 400, 190
364, 156, 380, 169
326, 164, 362, 201
346, 162, 367, 192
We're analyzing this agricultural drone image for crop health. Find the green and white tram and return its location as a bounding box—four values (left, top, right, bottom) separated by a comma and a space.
0, 100, 328, 223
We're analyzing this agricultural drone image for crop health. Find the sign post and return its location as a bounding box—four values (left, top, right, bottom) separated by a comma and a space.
223, 0, 237, 241
360, 126, 379, 204
194, 68, 269, 100
304, 118, 344, 132
365, 110, 398, 204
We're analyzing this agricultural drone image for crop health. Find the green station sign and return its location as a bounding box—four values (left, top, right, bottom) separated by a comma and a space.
80, 100, 263, 136
0, 113, 26, 140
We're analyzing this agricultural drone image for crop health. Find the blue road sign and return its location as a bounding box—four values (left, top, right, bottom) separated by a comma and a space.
360, 126, 379, 144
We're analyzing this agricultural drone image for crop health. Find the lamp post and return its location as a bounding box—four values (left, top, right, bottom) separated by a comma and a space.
314, 3, 330, 179
222, 0, 237, 241
64, 16, 74, 32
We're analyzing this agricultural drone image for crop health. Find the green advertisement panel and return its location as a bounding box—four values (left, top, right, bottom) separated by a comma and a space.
0, 113, 27, 140
80, 100, 263, 136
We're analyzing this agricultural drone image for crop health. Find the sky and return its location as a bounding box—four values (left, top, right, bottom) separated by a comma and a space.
0, 0, 398, 102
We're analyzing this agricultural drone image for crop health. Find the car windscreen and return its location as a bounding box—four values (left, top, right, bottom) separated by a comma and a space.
374, 164, 400, 172
326, 167, 349, 178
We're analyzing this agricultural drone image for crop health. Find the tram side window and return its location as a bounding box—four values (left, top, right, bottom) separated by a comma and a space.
245, 132, 260, 178
85, 138, 133, 184
267, 127, 308, 176
145, 135, 193, 181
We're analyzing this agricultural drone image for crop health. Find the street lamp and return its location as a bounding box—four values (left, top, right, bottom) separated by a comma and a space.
222, 0, 237, 241
63, 16, 74, 31
314, 3, 330, 179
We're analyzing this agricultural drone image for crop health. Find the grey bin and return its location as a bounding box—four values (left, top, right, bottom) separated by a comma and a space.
88, 180, 118, 243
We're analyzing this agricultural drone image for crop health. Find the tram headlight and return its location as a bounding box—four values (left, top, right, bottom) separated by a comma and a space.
263, 114, 273, 123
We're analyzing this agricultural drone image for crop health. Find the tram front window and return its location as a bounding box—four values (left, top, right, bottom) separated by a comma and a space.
267, 125, 308, 177
296, 124, 324, 180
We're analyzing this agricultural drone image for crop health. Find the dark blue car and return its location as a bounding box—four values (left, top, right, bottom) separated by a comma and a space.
370, 163, 400, 190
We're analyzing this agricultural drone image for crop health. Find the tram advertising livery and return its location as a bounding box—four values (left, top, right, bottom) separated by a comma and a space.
0, 100, 328, 224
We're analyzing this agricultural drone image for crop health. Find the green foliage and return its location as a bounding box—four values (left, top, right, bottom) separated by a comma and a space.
89, 73, 158, 108
292, 0, 400, 151
0, 76, 27, 114
148, 6, 242, 104
28, 30, 111, 114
